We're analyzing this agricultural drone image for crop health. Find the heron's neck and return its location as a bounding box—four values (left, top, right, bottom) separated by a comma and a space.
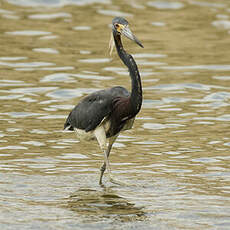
113, 32, 142, 115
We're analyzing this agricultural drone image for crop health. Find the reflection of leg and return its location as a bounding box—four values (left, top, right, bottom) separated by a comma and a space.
99, 135, 118, 184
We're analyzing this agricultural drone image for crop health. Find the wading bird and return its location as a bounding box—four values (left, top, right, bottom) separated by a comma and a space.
64, 17, 143, 185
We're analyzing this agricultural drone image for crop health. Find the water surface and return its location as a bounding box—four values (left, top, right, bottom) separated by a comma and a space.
0, 0, 230, 229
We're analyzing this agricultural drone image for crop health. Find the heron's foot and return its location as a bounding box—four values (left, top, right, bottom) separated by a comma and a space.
109, 175, 131, 186
99, 163, 131, 186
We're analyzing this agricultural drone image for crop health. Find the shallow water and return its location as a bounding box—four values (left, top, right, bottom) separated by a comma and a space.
0, 0, 230, 229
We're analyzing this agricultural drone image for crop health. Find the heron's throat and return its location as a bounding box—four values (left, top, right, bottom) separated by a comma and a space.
113, 32, 142, 115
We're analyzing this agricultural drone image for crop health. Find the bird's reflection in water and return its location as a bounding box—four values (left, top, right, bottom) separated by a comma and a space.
66, 188, 146, 222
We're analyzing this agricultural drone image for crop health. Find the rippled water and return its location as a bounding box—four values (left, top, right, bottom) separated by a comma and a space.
0, 0, 230, 229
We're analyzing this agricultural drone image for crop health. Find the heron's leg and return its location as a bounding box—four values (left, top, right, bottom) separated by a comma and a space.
94, 126, 129, 186
94, 126, 112, 183
99, 135, 118, 184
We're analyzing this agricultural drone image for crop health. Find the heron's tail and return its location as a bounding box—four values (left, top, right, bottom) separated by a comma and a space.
64, 113, 74, 131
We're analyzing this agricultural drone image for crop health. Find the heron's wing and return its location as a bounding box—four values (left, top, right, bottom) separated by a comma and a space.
64, 87, 129, 132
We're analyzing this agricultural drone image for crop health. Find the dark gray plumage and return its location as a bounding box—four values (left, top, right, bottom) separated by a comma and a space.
64, 86, 129, 133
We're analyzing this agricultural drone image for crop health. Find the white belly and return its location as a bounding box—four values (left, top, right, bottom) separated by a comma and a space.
74, 128, 95, 141
74, 118, 135, 142
74, 119, 111, 142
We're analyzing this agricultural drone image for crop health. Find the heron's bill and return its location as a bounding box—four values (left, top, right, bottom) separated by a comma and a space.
109, 32, 115, 56
121, 26, 144, 48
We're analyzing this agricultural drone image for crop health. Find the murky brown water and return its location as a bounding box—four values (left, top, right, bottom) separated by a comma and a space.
0, 0, 230, 229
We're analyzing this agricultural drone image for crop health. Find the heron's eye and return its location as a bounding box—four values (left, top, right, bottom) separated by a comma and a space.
114, 23, 119, 29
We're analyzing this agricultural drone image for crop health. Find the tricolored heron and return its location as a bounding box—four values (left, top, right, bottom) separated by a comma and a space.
64, 17, 143, 185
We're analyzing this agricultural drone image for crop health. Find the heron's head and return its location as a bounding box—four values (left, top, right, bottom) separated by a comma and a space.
109, 17, 143, 55
112, 17, 143, 48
